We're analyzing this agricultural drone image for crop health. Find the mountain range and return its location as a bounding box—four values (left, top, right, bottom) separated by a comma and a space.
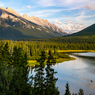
47, 23, 95, 43
0, 7, 67, 40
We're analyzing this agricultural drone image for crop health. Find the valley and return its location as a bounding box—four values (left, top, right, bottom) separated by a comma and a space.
0, 6, 95, 95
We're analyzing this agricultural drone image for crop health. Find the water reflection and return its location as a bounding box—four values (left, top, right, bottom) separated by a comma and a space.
29, 52, 95, 95
73, 52, 95, 58
29, 66, 33, 74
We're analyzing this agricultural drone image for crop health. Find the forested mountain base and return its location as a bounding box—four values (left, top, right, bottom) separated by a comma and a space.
19, 35, 95, 43
1, 40, 95, 55
0, 40, 94, 63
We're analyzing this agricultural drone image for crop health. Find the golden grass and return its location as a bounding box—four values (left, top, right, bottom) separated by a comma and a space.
57, 50, 95, 53
87, 50, 95, 52
27, 60, 39, 66
56, 57, 76, 63
28, 60, 37, 63
27, 57, 76, 66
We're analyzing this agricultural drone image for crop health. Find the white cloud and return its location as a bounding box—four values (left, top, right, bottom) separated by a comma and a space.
0, 2, 4, 7
53, 20, 62, 25
27, 9, 64, 17
0, 4, 4, 6
27, 6, 31, 8
65, 20, 77, 24
53, 20, 86, 34
93, 14, 95, 17
74, 10, 94, 25
79, 4, 95, 10
37, 0, 55, 7
37, 0, 95, 8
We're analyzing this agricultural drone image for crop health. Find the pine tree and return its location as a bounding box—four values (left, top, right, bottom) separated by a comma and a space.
64, 82, 71, 95
33, 50, 46, 95
0, 42, 14, 95
78, 89, 84, 95
0, 60, 15, 95
30, 47, 32, 56
12, 46, 32, 95
0, 45, 33, 95
45, 50, 59, 95
1, 42, 11, 63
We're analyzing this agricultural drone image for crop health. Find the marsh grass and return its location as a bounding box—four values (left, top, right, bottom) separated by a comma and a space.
57, 50, 95, 53
28, 57, 76, 66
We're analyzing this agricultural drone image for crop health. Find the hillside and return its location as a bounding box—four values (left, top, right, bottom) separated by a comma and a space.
21, 23, 95, 43
69, 24, 95, 36
0, 7, 67, 40
47, 23, 95, 43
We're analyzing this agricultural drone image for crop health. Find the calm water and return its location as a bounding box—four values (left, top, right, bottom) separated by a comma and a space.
29, 52, 95, 95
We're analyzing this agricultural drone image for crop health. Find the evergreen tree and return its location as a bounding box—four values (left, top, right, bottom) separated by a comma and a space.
30, 47, 32, 56
45, 50, 59, 95
64, 82, 71, 95
0, 60, 15, 95
0, 44, 33, 95
12, 46, 32, 95
78, 89, 84, 95
33, 50, 46, 95
1, 42, 11, 63
0, 42, 14, 95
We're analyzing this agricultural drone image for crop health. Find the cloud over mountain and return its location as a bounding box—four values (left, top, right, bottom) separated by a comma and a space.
93, 14, 95, 17
53, 20, 86, 34
27, 6, 31, 8
79, 4, 95, 10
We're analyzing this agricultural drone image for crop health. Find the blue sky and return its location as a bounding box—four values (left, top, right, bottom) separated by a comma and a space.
0, 0, 95, 33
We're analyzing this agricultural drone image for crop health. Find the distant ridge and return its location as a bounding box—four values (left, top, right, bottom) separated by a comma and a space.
0, 7, 67, 40
37, 23, 95, 43
69, 23, 95, 36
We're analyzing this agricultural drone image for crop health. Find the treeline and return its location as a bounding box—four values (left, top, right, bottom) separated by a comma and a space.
19, 35, 95, 43
49, 35, 95, 43
0, 43, 86, 95
0, 40, 95, 60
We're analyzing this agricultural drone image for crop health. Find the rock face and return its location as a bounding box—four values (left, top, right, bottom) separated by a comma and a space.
0, 7, 67, 40
0, 7, 67, 35
23, 15, 66, 35
0, 7, 21, 17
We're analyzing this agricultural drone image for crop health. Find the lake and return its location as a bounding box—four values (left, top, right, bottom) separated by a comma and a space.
29, 52, 95, 95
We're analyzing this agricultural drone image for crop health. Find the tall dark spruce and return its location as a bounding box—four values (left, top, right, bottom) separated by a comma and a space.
33, 50, 46, 95
78, 89, 84, 95
64, 82, 71, 95
0, 43, 33, 95
0, 42, 14, 94
12, 46, 33, 95
45, 50, 59, 95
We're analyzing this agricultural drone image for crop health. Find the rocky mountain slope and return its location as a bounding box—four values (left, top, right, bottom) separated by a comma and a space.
23, 14, 65, 35
0, 7, 67, 40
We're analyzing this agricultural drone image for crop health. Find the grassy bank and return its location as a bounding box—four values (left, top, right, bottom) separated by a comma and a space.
28, 50, 95, 66
27, 60, 39, 66
57, 50, 95, 53
28, 57, 76, 66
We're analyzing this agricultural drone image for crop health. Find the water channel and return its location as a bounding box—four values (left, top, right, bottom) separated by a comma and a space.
29, 52, 95, 95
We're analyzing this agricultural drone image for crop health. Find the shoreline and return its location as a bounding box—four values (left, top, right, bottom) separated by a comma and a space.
28, 57, 76, 66
57, 50, 95, 53
28, 50, 95, 66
